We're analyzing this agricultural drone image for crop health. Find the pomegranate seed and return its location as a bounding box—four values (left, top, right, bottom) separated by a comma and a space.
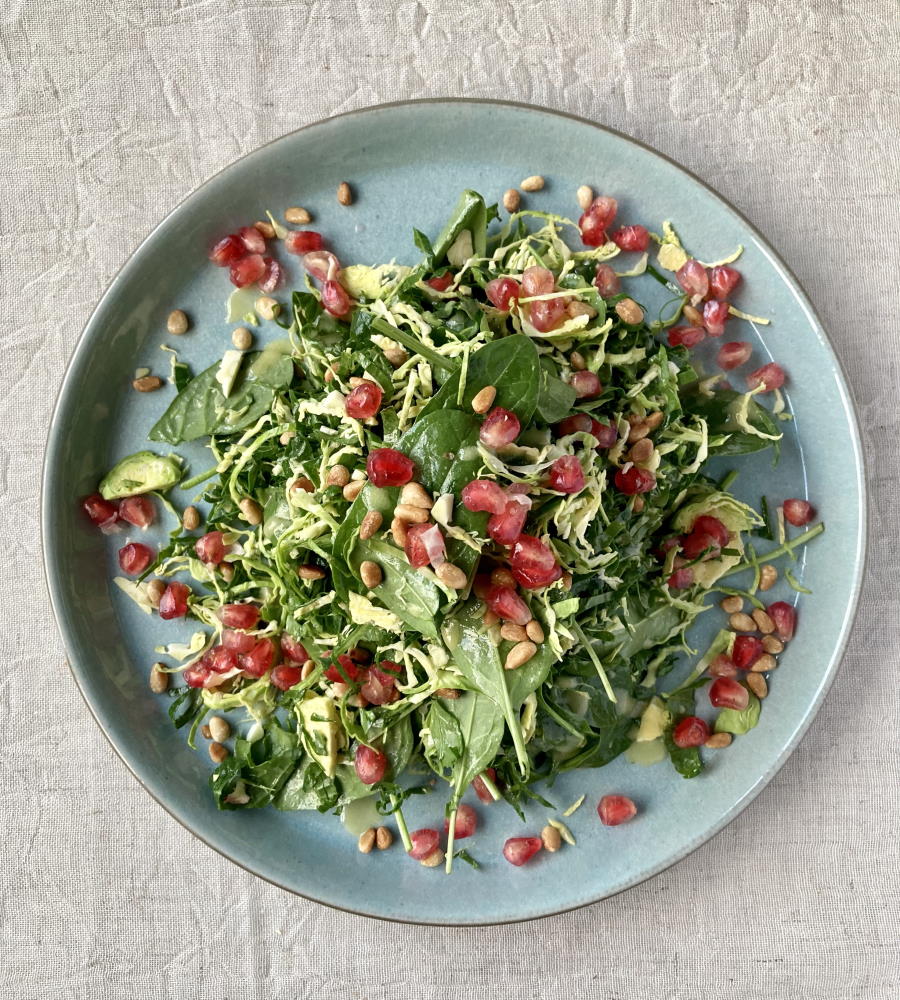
472, 767, 498, 803
472, 574, 492, 600
614, 467, 655, 495
479, 407, 521, 449
668, 325, 706, 348
709, 265, 742, 300
579, 195, 618, 247
569, 371, 602, 399
555, 413, 592, 437
747, 363, 785, 393
321, 279, 352, 318
355, 744, 388, 785
324, 654, 362, 683
485, 276, 521, 311
509, 534, 562, 589
529, 298, 566, 332
220, 603, 260, 629
680, 530, 722, 561
302, 250, 341, 281
767, 601, 796, 641
408, 828, 440, 860
444, 803, 477, 840
462, 479, 508, 515
426, 272, 455, 291
488, 499, 529, 546
82, 493, 118, 528
692, 515, 730, 547
284, 230, 323, 255
702, 299, 730, 336
236, 638, 274, 677
405, 523, 439, 568
503, 836, 543, 866
360, 665, 399, 706
717, 340, 752, 370
592, 420, 618, 448
158, 581, 190, 620
271, 663, 303, 690
611, 225, 650, 252
485, 584, 531, 625
366, 448, 415, 487
209, 234, 245, 267
732, 635, 764, 670
672, 716, 711, 747
195, 531, 228, 565
667, 567, 694, 589
594, 263, 621, 297
676, 259, 709, 299
280, 634, 308, 664
709, 677, 750, 710
203, 644, 239, 674
184, 664, 212, 688
222, 629, 256, 654
709, 653, 738, 677
547, 455, 585, 494
237, 225, 266, 254
117, 495, 155, 529
597, 795, 637, 826
258, 257, 283, 293
521, 266, 555, 296
118, 542, 154, 575
783, 499, 814, 526
229, 253, 266, 288
345, 379, 383, 419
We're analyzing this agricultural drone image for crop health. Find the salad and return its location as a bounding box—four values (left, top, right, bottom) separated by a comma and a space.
82, 185, 822, 872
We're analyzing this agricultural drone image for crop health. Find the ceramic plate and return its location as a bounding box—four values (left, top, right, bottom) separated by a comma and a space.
43, 100, 865, 924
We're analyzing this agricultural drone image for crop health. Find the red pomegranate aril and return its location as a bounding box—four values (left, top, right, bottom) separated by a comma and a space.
547, 455, 585, 494
709, 265, 742, 300
472, 767, 498, 803
405, 523, 436, 568
83, 493, 118, 528
503, 837, 542, 866
709, 653, 738, 678
594, 262, 621, 297
486, 584, 531, 626
732, 635, 764, 670
509, 534, 562, 589
345, 379, 383, 419
473, 574, 492, 600
184, 664, 210, 688
487, 500, 529, 547
579, 195, 618, 247
229, 253, 266, 288
284, 230, 323, 255
240, 638, 276, 678
767, 601, 796, 641
597, 795, 637, 827
614, 466, 656, 496
702, 299, 730, 337
529, 297, 566, 332
209, 234, 245, 267
462, 479, 508, 515
204, 644, 239, 674
355, 744, 388, 786
280, 634, 308, 664
667, 567, 694, 589
302, 250, 341, 282
710, 677, 750, 710
485, 276, 521, 311
324, 654, 361, 683
783, 499, 815, 526
118, 542, 154, 575
672, 716, 711, 748
271, 664, 303, 690
479, 407, 521, 449
444, 803, 477, 840
321, 279, 352, 318
220, 603, 260, 629
238, 225, 267, 254
258, 256, 283, 293
366, 448, 415, 487
676, 259, 709, 300
569, 370, 602, 399
195, 531, 228, 565
158, 581, 190, 620
555, 414, 592, 437
408, 828, 440, 860
611, 224, 650, 252
360, 666, 399, 706
117, 495, 155, 529
592, 420, 618, 448
692, 515, 730, 548
680, 530, 721, 561
521, 266, 555, 296
425, 272, 454, 291
668, 325, 705, 348
222, 629, 256, 654
747, 362, 785, 392
717, 340, 752, 370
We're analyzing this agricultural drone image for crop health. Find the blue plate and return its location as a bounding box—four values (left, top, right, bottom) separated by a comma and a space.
43, 100, 866, 924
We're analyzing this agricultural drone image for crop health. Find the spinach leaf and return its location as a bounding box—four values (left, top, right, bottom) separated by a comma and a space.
168, 686, 203, 729
536, 358, 578, 424
332, 714, 415, 805
423, 700, 465, 774
663, 686, 704, 779
432, 189, 489, 263
443, 690, 504, 794
537, 680, 634, 771
354, 539, 444, 637
274, 756, 339, 812
212, 721, 302, 809
684, 386, 780, 455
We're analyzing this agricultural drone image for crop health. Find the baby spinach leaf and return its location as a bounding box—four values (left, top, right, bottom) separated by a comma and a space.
331, 715, 416, 805
432, 189, 489, 263
248, 339, 295, 388
274, 756, 339, 812
663, 686, 704, 779
356, 539, 444, 637
443, 690, 504, 795
423, 700, 465, 774
212, 721, 302, 809
684, 386, 780, 455
536, 358, 578, 424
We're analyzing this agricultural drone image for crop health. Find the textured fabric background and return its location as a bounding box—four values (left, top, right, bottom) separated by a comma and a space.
2, 1, 898, 997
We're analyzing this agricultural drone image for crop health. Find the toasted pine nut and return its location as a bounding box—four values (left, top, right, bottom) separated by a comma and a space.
280, 430, 295, 446
569, 350, 587, 371
629, 438, 654, 464
300, 660, 315, 680
254, 219, 276, 238
359, 510, 383, 540
436, 562, 467, 589
182, 505, 200, 531
391, 518, 408, 547
576, 185, 593, 210
683, 304, 703, 326
758, 564, 778, 591
394, 503, 430, 524
400, 482, 433, 508
146, 579, 166, 608
337, 181, 353, 205
208, 716, 231, 742
149, 663, 168, 693
284, 206, 312, 224
500, 623, 528, 643
238, 497, 262, 525
490, 568, 516, 588
209, 742, 229, 764
324, 363, 338, 383
291, 476, 314, 493
348, 376, 366, 387
627, 421, 650, 443
420, 848, 445, 868
483, 609, 499, 627
615, 298, 644, 324
746, 672, 768, 699
383, 346, 408, 367
358, 828, 376, 854
298, 565, 326, 580
167, 309, 189, 335
343, 480, 365, 502
720, 595, 743, 614
219, 563, 234, 582
566, 301, 597, 319
326, 465, 351, 487
375, 826, 393, 850
520, 175, 545, 192
360, 560, 383, 588
632, 496, 645, 513
541, 824, 562, 852
644, 411, 665, 431
729, 612, 757, 632
133, 375, 163, 392
502, 188, 521, 212
751, 608, 776, 634
751, 653, 777, 673
200, 724, 212, 740
232, 326, 253, 350
255, 296, 280, 320
525, 619, 544, 643
762, 635, 784, 654
705, 732, 732, 749
504, 640, 537, 670
562, 572, 573, 591
435, 688, 460, 699
471, 385, 497, 414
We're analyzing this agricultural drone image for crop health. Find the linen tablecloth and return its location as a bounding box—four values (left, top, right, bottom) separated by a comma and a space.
2, 2, 898, 997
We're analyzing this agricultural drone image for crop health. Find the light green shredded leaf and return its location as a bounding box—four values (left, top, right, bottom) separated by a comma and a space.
562, 794, 586, 817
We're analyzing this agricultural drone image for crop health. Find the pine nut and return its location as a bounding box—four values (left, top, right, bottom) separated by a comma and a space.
238, 497, 262, 525
566, 301, 596, 319
280, 431, 295, 446
337, 181, 353, 206
500, 623, 528, 643
200, 725, 212, 740
232, 326, 253, 350
298, 565, 326, 581
758, 564, 778, 591
436, 562, 467, 589
541, 824, 562, 852
284, 206, 312, 224
705, 732, 732, 749
254, 220, 276, 238
562, 572, 573, 591
435, 688, 460, 699
209, 742, 229, 764
348, 376, 366, 387
133, 375, 163, 392
520, 175, 545, 192
751, 653, 777, 673
291, 476, 314, 493
720, 595, 743, 614
383, 346, 408, 367
420, 847, 445, 868
683, 304, 703, 326
391, 518, 408, 547
746, 672, 768, 699
208, 716, 230, 742
400, 482, 433, 508
326, 465, 350, 487
149, 663, 168, 693
359, 510, 383, 540
729, 612, 757, 632
627, 421, 650, 443
751, 608, 776, 634
182, 505, 200, 531
762, 635, 784, 654
569, 350, 586, 371
632, 496, 645, 513
394, 503, 429, 523
360, 560, 383, 588
146, 579, 165, 608
471, 385, 497, 414
300, 660, 315, 680
375, 826, 393, 850
576, 185, 593, 210
343, 480, 365, 502
219, 563, 234, 582
167, 309, 189, 335
358, 827, 376, 854
255, 296, 280, 320
324, 363, 338, 383
504, 640, 537, 670
502, 188, 521, 212
490, 568, 516, 588
644, 411, 665, 431
629, 438, 654, 464
483, 609, 499, 627
525, 619, 544, 643
615, 298, 644, 324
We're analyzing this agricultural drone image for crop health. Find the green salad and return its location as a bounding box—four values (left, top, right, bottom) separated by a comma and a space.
84, 188, 822, 870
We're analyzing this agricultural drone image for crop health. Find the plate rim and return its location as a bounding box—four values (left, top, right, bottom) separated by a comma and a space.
41, 97, 868, 925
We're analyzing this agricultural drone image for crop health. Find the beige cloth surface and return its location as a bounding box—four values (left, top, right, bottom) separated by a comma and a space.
1, 1, 898, 997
